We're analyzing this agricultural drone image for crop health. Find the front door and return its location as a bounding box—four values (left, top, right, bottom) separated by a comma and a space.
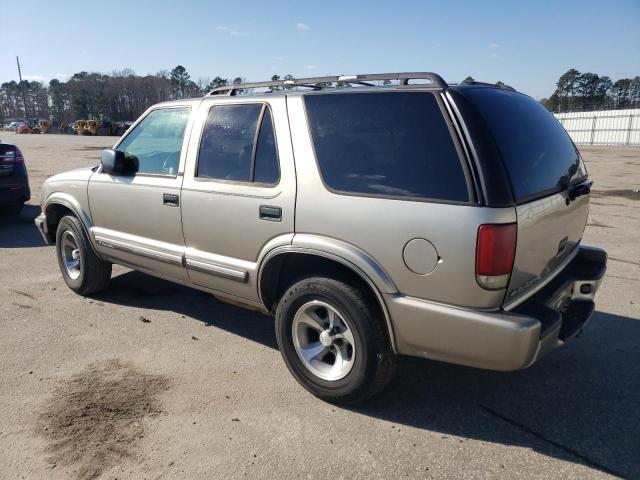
88, 105, 193, 281
180, 97, 296, 302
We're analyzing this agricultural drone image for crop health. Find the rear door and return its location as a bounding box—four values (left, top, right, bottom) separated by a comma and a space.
180, 96, 296, 302
459, 87, 590, 306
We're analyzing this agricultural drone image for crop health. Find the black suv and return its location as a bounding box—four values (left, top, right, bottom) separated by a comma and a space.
0, 141, 30, 215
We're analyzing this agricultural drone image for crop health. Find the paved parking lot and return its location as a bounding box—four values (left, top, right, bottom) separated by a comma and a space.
1, 134, 638, 479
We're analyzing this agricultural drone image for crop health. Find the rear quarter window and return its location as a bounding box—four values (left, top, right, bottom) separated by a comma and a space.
304, 92, 470, 203
460, 88, 587, 203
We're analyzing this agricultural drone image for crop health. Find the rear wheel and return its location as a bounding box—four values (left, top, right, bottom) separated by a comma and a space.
275, 276, 396, 405
55, 215, 111, 295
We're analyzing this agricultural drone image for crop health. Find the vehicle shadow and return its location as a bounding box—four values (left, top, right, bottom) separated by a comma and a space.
0, 204, 47, 248
98, 270, 639, 478
353, 309, 640, 478
96, 270, 278, 349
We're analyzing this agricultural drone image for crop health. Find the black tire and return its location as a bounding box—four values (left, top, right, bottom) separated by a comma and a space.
55, 215, 111, 295
0, 201, 24, 216
275, 276, 397, 405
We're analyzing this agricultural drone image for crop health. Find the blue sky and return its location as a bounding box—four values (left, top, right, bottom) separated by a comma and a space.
1, 0, 638, 99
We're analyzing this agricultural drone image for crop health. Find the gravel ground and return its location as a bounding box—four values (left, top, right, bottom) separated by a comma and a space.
0, 133, 638, 480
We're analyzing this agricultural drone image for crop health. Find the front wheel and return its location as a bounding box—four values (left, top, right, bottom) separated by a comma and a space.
275, 277, 396, 405
55, 215, 111, 295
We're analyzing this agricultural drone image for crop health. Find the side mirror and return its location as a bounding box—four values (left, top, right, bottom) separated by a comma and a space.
100, 149, 138, 176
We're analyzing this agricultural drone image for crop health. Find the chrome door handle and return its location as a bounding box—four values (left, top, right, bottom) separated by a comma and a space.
163, 193, 179, 206
259, 205, 281, 221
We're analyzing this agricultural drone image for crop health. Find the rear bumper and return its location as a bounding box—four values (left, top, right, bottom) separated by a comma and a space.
0, 177, 30, 204
388, 245, 607, 370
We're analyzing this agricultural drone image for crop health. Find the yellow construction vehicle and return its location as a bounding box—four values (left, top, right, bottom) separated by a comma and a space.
83, 119, 105, 135
36, 119, 53, 134
71, 116, 128, 136
72, 120, 87, 134
83, 114, 121, 135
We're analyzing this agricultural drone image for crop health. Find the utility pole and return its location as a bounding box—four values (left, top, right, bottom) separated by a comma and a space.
16, 56, 28, 119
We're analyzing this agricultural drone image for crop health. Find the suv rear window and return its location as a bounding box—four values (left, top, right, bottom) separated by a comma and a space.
460, 88, 587, 203
304, 92, 469, 202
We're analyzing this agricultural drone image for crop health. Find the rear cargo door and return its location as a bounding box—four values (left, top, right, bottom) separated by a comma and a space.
509, 190, 589, 305
461, 87, 590, 306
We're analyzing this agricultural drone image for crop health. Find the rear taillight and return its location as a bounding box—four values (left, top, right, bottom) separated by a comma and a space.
475, 223, 517, 290
0, 148, 24, 164
13, 147, 24, 164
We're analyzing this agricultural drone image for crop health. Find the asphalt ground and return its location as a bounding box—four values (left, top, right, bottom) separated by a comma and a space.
1, 133, 638, 479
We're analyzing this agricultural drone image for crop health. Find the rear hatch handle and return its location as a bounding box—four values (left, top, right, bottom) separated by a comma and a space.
567, 181, 593, 202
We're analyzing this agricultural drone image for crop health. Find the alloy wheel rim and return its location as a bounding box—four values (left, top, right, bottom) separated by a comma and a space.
61, 230, 81, 280
292, 300, 356, 381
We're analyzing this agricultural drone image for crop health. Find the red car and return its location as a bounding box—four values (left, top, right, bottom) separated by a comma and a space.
16, 124, 33, 134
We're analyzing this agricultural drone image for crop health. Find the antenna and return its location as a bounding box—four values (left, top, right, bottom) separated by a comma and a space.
16, 56, 28, 118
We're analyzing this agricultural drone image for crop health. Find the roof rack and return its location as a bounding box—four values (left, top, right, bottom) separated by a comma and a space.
206, 72, 448, 96
462, 81, 517, 92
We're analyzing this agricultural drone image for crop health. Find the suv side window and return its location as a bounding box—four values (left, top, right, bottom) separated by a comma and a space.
304, 92, 469, 202
116, 107, 190, 176
253, 108, 280, 184
197, 103, 280, 184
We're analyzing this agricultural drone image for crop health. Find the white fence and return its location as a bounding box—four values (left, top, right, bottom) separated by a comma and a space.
555, 109, 640, 146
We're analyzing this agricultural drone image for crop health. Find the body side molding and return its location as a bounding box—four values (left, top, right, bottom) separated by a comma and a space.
92, 226, 184, 265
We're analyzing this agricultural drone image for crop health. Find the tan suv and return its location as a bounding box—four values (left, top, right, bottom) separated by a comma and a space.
35, 73, 607, 404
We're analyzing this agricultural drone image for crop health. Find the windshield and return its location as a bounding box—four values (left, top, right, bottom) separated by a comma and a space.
461, 87, 587, 203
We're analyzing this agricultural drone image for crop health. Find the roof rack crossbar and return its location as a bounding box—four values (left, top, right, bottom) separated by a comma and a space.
464, 81, 517, 92
206, 72, 448, 96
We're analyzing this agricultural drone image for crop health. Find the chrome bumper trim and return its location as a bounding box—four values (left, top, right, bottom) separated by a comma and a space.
94, 235, 183, 266
185, 258, 249, 282
34, 213, 51, 245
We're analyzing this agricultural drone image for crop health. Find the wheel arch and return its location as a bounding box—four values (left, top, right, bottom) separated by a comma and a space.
258, 247, 398, 353
43, 193, 99, 256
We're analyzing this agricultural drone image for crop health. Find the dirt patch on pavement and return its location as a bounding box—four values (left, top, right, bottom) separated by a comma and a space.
37, 359, 170, 479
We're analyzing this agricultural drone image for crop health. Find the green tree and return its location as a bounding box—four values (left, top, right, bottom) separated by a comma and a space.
541, 92, 560, 112
48, 79, 67, 123
68, 72, 90, 118
461, 76, 475, 85
577, 72, 600, 110
595, 76, 612, 109
269, 74, 281, 92
612, 78, 632, 108
170, 65, 191, 99
631, 76, 640, 108
556, 68, 581, 111
283, 74, 294, 89
206, 76, 228, 91
232, 77, 244, 94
